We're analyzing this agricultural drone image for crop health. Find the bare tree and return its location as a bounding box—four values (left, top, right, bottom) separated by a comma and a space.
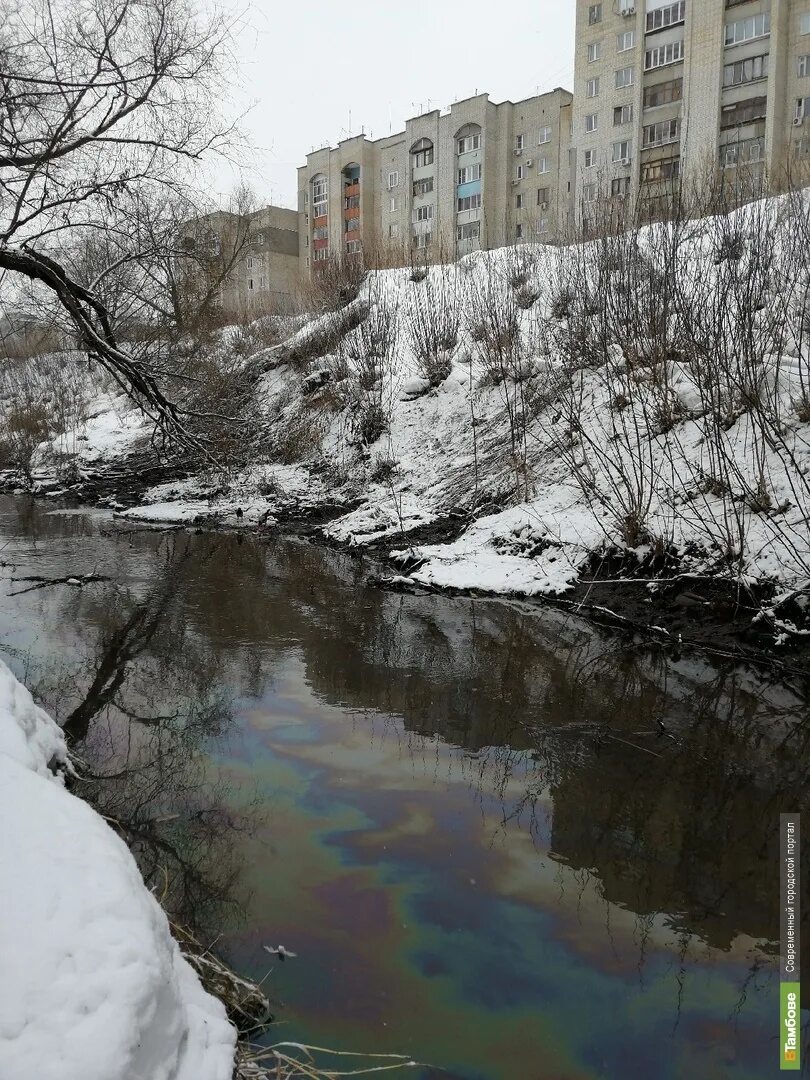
0, 0, 237, 439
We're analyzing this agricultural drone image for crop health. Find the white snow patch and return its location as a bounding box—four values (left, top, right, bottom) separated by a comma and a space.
0, 659, 235, 1080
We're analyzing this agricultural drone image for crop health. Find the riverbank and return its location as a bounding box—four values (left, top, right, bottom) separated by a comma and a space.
3, 450, 810, 682
3, 194, 810, 678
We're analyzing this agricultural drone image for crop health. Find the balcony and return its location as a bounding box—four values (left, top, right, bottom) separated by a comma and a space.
343, 182, 360, 199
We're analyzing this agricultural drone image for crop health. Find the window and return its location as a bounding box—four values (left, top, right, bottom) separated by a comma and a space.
413, 177, 434, 196
800, 13, 810, 35
414, 204, 433, 222
387, 171, 399, 189
458, 133, 482, 154
586, 112, 598, 133
588, 42, 602, 63
612, 140, 632, 163
389, 195, 399, 212
720, 96, 767, 129
584, 148, 596, 168
537, 156, 550, 173
413, 232, 432, 249
515, 164, 527, 180
259, 277, 266, 290
641, 157, 681, 183
646, 2, 685, 33
458, 163, 482, 184
539, 126, 552, 144
617, 30, 635, 52
723, 54, 768, 88
250, 232, 264, 246
312, 175, 328, 218
411, 137, 434, 168
344, 217, 359, 232
515, 224, 524, 240
614, 103, 633, 125
389, 223, 399, 239
586, 77, 600, 97
643, 118, 680, 147
721, 137, 764, 168
312, 227, 329, 241
535, 219, 549, 235
344, 195, 360, 210
248, 278, 253, 290
615, 66, 634, 88
313, 248, 329, 262
246, 256, 254, 270
611, 177, 631, 197
725, 15, 770, 47
645, 41, 684, 70
537, 187, 550, 206
583, 183, 597, 203
588, 4, 602, 25
457, 221, 481, 241
796, 97, 809, 122
457, 193, 482, 212
346, 240, 361, 255
617, 66, 639, 90
515, 193, 524, 209
515, 134, 526, 150
644, 78, 683, 109
799, 55, 810, 78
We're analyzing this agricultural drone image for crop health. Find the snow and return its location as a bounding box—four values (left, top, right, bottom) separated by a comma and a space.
11, 192, 810, 608
0, 659, 235, 1080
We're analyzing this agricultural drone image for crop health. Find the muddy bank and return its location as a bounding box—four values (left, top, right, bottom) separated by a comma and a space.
5, 460, 809, 683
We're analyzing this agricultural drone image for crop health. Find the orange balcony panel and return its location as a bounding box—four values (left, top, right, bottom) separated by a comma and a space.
344, 182, 360, 198
313, 238, 329, 251
313, 214, 328, 227
343, 207, 360, 220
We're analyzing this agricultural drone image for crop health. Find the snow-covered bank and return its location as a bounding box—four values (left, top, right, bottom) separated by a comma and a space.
6, 194, 810, 648
0, 660, 235, 1080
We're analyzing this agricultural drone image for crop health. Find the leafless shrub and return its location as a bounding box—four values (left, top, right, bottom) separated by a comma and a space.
301, 254, 368, 313
404, 266, 460, 387
370, 454, 399, 483
355, 402, 388, 446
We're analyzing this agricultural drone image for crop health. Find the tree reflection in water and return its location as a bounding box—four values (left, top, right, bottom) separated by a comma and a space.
35, 537, 264, 941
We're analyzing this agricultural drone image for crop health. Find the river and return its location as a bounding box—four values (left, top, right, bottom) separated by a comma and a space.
0, 494, 807, 1080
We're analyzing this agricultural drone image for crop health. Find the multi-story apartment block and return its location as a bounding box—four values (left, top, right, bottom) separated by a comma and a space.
183, 206, 300, 317
297, 90, 573, 276
571, 0, 810, 216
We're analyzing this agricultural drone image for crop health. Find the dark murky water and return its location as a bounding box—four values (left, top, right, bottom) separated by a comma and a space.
1, 495, 808, 1079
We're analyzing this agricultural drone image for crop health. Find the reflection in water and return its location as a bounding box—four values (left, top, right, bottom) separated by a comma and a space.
0, 496, 807, 1080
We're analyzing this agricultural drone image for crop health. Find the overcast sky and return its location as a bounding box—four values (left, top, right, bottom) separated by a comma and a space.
212, 0, 576, 209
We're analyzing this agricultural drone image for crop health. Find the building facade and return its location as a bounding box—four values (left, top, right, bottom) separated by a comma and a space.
297, 89, 573, 276
184, 206, 300, 318
571, 0, 810, 217
220, 205, 300, 315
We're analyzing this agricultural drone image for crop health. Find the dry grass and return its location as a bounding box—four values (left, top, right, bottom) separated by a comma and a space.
236, 1042, 417, 1078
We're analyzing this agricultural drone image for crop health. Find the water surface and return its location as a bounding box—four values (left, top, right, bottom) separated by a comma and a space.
0, 495, 807, 1079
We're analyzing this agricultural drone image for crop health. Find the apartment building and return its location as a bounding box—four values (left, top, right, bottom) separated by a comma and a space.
297, 89, 573, 276
183, 206, 300, 317
571, 0, 810, 215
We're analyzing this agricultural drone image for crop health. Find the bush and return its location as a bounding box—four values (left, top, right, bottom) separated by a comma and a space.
356, 403, 387, 446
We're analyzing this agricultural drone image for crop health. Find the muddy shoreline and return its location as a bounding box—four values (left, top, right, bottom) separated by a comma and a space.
3, 459, 809, 686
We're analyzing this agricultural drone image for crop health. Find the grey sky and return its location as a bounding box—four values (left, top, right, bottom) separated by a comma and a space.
215, 0, 576, 209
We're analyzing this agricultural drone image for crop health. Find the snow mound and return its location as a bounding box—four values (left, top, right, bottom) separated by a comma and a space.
0, 659, 235, 1080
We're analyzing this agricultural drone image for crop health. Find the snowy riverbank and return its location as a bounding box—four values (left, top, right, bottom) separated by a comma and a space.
4, 194, 810, 661
0, 659, 236, 1080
